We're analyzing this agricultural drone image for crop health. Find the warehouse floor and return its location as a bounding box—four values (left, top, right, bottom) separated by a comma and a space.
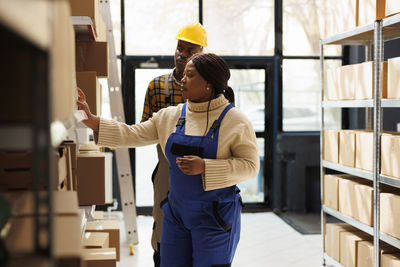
109, 212, 324, 267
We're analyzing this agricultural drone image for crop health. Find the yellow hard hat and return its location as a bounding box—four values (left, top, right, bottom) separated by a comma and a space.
176, 22, 207, 47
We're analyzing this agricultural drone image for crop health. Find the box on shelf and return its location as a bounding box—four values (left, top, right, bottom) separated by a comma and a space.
386, 0, 400, 17
77, 152, 107, 205
3, 190, 79, 216
380, 192, 400, 240
85, 220, 120, 261
354, 182, 373, 226
51, 0, 77, 123
359, 0, 387, 26
388, 57, 400, 99
323, 174, 340, 210
339, 65, 356, 100
61, 140, 78, 191
339, 130, 356, 167
83, 248, 116, 267
323, 130, 340, 163
340, 231, 370, 267
381, 132, 400, 178
93, 210, 104, 220
355, 130, 373, 172
326, 67, 340, 100
76, 71, 102, 116
357, 240, 399, 267
325, 223, 359, 262
76, 41, 108, 78
355, 61, 386, 100
339, 177, 361, 219
382, 254, 400, 267
4, 215, 82, 263
83, 232, 109, 249
68, 0, 106, 41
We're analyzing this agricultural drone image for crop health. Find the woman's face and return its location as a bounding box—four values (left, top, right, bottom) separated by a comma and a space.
180, 60, 212, 102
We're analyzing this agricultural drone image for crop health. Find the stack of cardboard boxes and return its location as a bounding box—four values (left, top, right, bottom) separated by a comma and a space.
0, 0, 119, 266
320, 0, 400, 38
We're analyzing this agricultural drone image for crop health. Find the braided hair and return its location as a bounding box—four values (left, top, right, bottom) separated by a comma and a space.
189, 53, 235, 104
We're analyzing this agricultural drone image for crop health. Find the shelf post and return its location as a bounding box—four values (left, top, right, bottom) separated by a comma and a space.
373, 19, 383, 267
320, 39, 326, 266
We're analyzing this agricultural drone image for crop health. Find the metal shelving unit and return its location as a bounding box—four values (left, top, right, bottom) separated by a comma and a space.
320, 13, 400, 267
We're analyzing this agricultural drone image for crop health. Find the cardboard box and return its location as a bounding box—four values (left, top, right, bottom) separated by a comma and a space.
354, 182, 373, 226
51, 0, 77, 122
325, 223, 359, 261
83, 232, 109, 249
339, 130, 356, 167
388, 57, 400, 99
323, 175, 340, 210
85, 220, 120, 261
77, 153, 106, 205
357, 240, 398, 267
0, 150, 67, 190
386, 0, 400, 17
62, 140, 78, 190
355, 61, 373, 100
339, 177, 359, 219
76, 71, 102, 116
380, 192, 400, 239
3, 190, 79, 217
381, 132, 400, 178
326, 67, 340, 100
382, 254, 400, 267
76, 41, 108, 77
359, 0, 387, 26
83, 248, 116, 267
4, 215, 82, 261
93, 210, 104, 220
355, 130, 373, 172
340, 231, 369, 267
324, 130, 339, 163
339, 65, 356, 100
68, 0, 106, 41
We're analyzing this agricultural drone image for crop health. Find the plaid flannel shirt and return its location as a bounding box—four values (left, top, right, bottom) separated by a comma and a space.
141, 71, 184, 122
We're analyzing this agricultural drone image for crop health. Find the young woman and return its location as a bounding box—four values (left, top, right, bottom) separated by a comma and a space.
77, 53, 259, 267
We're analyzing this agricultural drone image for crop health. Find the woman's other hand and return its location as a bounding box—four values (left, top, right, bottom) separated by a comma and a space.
77, 87, 100, 132
176, 156, 205, 175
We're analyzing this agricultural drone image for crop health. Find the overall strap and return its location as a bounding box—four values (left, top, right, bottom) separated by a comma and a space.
175, 102, 187, 133
205, 103, 234, 138
164, 74, 171, 105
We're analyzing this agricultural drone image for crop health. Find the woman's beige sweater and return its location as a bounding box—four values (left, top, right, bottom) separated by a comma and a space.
97, 94, 259, 191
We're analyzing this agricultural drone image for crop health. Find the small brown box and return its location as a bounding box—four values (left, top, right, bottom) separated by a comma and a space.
339, 231, 369, 267
388, 57, 400, 99
323, 175, 340, 210
77, 153, 106, 205
339, 65, 356, 100
76, 71, 102, 116
326, 67, 340, 100
76, 41, 108, 77
382, 254, 400, 267
380, 192, 400, 240
339, 177, 359, 219
83, 232, 109, 249
83, 248, 116, 267
354, 182, 373, 226
355, 130, 373, 172
359, 0, 387, 26
357, 240, 398, 267
325, 223, 359, 262
85, 220, 120, 261
381, 132, 400, 178
339, 130, 356, 167
324, 130, 339, 163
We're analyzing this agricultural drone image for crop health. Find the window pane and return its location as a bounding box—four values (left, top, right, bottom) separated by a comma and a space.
238, 138, 264, 203
110, 0, 121, 55
125, 0, 198, 55
231, 69, 265, 132
135, 69, 172, 206
283, 59, 341, 131
283, 0, 341, 56
204, 0, 274, 56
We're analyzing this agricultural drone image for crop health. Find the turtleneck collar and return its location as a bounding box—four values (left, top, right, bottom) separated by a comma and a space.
187, 94, 229, 112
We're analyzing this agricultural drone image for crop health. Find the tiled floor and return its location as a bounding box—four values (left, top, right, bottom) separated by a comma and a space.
115, 212, 324, 267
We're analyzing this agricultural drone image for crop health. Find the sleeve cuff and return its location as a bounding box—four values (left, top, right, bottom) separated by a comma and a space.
203, 159, 229, 191
97, 118, 121, 147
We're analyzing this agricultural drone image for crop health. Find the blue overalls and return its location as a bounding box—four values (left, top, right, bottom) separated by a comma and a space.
161, 102, 243, 267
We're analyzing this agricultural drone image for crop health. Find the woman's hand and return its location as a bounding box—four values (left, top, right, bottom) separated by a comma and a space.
77, 87, 100, 132
176, 156, 205, 175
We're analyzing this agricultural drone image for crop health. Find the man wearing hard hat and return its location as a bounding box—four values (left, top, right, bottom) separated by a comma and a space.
140, 22, 207, 267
